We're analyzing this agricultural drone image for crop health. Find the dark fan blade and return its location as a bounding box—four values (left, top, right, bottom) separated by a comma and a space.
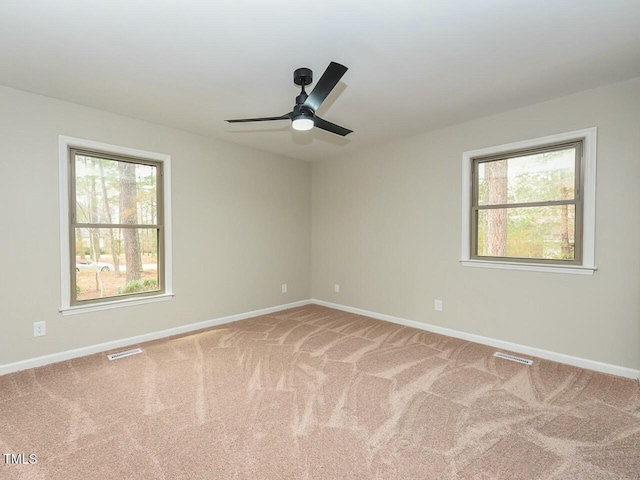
314, 116, 352, 136
225, 113, 291, 123
303, 62, 348, 111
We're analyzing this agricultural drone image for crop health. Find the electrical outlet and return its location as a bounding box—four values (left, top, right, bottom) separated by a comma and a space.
434, 300, 443, 312
282, 283, 287, 293
33, 321, 46, 337
334, 284, 340, 293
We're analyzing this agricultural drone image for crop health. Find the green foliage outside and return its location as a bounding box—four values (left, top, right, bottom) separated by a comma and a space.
75, 154, 158, 273
478, 148, 576, 260
117, 278, 158, 295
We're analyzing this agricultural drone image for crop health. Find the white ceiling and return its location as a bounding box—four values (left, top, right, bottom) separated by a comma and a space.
1, 1, 639, 161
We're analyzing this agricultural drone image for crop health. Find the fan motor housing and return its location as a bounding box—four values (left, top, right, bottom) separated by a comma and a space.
294, 67, 313, 86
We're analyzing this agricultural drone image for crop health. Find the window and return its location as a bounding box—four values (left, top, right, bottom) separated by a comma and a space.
461, 128, 597, 275
59, 137, 173, 314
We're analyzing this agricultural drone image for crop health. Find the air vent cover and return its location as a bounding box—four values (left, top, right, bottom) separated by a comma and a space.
494, 351, 533, 365
107, 348, 143, 361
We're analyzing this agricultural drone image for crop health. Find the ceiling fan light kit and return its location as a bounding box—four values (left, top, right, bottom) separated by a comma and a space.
225, 61, 353, 136
291, 110, 314, 131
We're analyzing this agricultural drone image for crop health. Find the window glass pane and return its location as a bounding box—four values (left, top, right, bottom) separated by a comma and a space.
477, 205, 575, 260
478, 147, 576, 206
74, 154, 158, 225
74, 227, 160, 302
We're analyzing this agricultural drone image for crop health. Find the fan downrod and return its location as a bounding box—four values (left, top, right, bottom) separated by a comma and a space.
293, 68, 313, 87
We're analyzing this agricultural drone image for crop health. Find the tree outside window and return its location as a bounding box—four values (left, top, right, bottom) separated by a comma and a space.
471, 142, 582, 264
70, 149, 164, 304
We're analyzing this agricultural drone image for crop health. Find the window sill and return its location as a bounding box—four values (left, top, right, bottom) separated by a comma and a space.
60, 292, 175, 316
460, 260, 596, 275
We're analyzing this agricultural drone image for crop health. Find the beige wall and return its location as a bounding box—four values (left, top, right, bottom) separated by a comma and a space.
2, 77, 639, 371
312, 77, 640, 370
0, 86, 311, 365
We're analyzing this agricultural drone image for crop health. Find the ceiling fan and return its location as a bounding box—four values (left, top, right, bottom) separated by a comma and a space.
225, 61, 353, 136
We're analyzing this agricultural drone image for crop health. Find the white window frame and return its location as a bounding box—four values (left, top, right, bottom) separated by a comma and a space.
461, 128, 597, 275
59, 136, 174, 315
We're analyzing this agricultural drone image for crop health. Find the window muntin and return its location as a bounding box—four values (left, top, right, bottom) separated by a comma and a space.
69, 149, 164, 305
471, 141, 582, 265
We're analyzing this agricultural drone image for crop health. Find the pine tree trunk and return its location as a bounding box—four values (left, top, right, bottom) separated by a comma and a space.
98, 159, 120, 274
484, 161, 508, 256
560, 186, 571, 258
119, 162, 142, 282
89, 161, 103, 292
75, 229, 85, 261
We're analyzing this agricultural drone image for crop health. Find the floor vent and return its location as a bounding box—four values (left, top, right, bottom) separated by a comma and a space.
494, 351, 533, 365
107, 348, 143, 361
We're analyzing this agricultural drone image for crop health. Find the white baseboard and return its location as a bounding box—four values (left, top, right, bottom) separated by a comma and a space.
312, 299, 640, 380
2, 298, 638, 381
0, 299, 312, 376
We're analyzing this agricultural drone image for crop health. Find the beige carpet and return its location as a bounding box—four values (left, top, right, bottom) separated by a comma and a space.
1, 305, 639, 479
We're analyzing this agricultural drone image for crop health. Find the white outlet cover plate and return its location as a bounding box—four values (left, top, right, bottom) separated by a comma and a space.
34, 321, 46, 337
